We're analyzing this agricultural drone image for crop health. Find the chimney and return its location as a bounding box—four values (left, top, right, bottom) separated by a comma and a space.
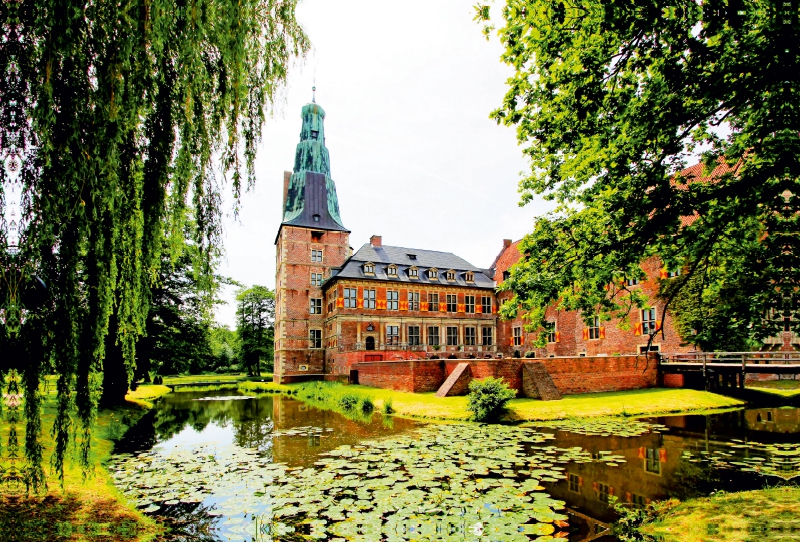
370, 235, 382, 247
282, 171, 291, 209
503, 239, 512, 248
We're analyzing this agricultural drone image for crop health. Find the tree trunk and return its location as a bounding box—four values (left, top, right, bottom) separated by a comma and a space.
100, 312, 130, 407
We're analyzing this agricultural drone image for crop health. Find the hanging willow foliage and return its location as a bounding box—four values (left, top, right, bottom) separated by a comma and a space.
0, 0, 308, 492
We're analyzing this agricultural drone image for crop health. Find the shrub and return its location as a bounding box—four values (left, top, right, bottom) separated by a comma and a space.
337, 393, 360, 410
360, 396, 375, 414
382, 398, 394, 415
466, 377, 517, 422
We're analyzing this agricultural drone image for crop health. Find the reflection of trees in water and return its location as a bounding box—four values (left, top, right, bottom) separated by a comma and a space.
233, 399, 275, 456
152, 501, 223, 542
151, 394, 276, 444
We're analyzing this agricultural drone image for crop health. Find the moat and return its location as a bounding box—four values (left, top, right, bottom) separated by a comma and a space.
110, 391, 800, 541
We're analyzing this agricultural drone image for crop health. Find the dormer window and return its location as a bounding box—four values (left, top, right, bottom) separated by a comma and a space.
428, 268, 438, 280
387, 265, 398, 277
311, 130, 319, 139
408, 267, 419, 279
407, 254, 417, 260
312, 214, 320, 222
465, 271, 474, 283
446, 270, 456, 282
364, 262, 375, 275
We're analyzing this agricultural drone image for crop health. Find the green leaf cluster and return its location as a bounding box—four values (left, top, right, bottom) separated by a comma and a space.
484, 1, 800, 346
0, 0, 308, 490
235, 285, 275, 376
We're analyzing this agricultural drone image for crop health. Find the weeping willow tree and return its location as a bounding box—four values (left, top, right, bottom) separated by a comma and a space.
0, 0, 308, 491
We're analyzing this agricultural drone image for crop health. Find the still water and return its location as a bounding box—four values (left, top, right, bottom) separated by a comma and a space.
110, 391, 800, 541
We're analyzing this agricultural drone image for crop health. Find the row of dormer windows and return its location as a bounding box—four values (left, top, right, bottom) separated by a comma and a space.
363, 263, 473, 283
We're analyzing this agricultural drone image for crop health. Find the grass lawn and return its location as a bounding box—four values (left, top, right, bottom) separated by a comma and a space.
639, 486, 800, 542
0, 385, 172, 542
243, 383, 744, 422
747, 379, 800, 397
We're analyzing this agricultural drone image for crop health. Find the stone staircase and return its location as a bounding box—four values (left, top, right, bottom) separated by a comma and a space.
522, 362, 562, 400
435, 362, 472, 397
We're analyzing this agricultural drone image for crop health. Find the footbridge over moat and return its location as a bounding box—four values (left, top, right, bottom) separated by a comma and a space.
659, 351, 800, 390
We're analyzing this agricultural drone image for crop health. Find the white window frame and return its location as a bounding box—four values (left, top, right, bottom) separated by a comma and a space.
464, 327, 476, 346
513, 327, 522, 346
428, 268, 438, 280
387, 265, 398, 277
363, 262, 375, 275
344, 287, 357, 308
428, 292, 439, 311
465, 295, 475, 314
309, 329, 322, 349
310, 298, 322, 314
364, 289, 376, 309
408, 291, 419, 310
387, 290, 399, 310
481, 327, 493, 346
446, 269, 456, 282
446, 294, 457, 312
386, 325, 399, 345
408, 266, 419, 278
311, 249, 323, 263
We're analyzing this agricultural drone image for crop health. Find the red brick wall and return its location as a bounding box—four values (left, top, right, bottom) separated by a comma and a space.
356, 360, 445, 392
492, 241, 695, 357
274, 225, 350, 381
662, 374, 685, 388
353, 354, 658, 395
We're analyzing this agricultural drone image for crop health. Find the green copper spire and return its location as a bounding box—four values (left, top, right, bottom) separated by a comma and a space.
282, 97, 346, 230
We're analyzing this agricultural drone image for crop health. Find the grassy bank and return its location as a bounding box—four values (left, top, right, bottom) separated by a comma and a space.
747, 379, 800, 397
161, 373, 273, 385
241, 382, 744, 422
637, 486, 800, 541
0, 385, 172, 542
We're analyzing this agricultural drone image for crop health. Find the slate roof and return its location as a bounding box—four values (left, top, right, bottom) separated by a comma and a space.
280, 171, 349, 232
326, 243, 496, 289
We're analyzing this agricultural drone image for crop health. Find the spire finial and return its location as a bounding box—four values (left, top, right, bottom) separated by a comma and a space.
312, 83, 316, 103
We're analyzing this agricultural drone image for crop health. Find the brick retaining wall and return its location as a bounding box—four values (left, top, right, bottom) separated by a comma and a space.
353, 354, 658, 395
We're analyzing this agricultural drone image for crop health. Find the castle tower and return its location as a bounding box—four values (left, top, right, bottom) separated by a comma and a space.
274, 99, 350, 383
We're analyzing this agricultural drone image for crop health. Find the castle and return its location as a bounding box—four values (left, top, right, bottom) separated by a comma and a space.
273, 100, 692, 385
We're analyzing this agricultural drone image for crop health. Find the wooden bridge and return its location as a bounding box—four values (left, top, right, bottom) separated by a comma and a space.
659, 351, 800, 390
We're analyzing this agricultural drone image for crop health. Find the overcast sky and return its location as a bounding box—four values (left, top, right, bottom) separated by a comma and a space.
215, 0, 553, 327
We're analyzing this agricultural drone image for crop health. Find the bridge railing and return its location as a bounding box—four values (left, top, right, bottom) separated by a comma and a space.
660, 351, 800, 367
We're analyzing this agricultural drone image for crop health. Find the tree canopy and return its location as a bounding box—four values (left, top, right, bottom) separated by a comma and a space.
1, 0, 307, 490
235, 285, 275, 376
477, 1, 800, 348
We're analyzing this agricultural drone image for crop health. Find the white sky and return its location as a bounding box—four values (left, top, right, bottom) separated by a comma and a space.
215, 0, 552, 327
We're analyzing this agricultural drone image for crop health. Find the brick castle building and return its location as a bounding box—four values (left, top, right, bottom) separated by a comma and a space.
273, 100, 692, 383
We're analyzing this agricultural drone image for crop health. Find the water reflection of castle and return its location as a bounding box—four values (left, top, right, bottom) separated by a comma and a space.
542, 408, 800, 525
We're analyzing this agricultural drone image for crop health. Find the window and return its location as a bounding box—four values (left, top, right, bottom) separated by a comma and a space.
545, 322, 556, 343
642, 308, 657, 334
502, 270, 510, 281
310, 298, 322, 314
588, 315, 601, 339
312, 214, 321, 222
364, 262, 375, 275
446, 294, 457, 312
638, 344, 660, 354
310, 273, 323, 286
427, 326, 440, 346
513, 327, 522, 346
408, 267, 418, 278
311, 231, 323, 241
667, 269, 681, 277
408, 326, 421, 346
446, 326, 459, 346
465, 271, 474, 283
482, 327, 493, 346
407, 254, 417, 260
408, 291, 419, 311
387, 265, 398, 277
311, 249, 323, 262
465, 327, 476, 346
387, 290, 399, 310
309, 329, 322, 349
597, 483, 612, 503
386, 325, 399, 345
364, 289, 376, 309
428, 268, 438, 280
631, 494, 647, 508
626, 278, 639, 286
344, 288, 357, 308
446, 270, 456, 282
311, 129, 319, 139
645, 448, 661, 474
428, 293, 439, 311
568, 474, 580, 493
465, 295, 475, 314
481, 296, 492, 314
